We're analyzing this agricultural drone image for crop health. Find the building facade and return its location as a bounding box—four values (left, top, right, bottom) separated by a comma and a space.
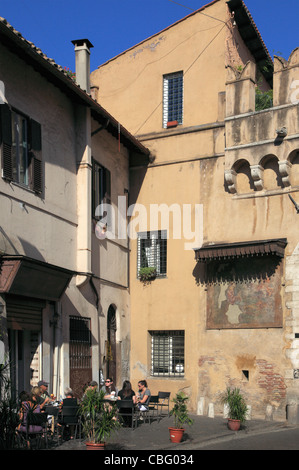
91, 0, 299, 420
0, 21, 149, 398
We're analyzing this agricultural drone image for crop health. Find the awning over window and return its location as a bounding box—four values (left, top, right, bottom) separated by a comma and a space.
0, 255, 74, 301
194, 239, 287, 262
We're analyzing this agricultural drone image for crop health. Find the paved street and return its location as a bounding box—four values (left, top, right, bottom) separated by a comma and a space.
52, 414, 297, 452
196, 426, 299, 450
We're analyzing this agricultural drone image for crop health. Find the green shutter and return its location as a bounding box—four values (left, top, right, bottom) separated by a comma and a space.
29, 119, 42, 193
0, 104, 13, 180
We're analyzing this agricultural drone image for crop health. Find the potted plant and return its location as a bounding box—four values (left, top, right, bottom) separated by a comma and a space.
0, 358, 21, 449
139, 266, 157, 284
79, 388, 120, 449
168, 392, 193, 443
221, 387, 248, 431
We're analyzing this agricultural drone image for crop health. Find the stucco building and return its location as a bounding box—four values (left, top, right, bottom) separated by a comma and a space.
91, 0, 299, 420
0, 20, 149, 398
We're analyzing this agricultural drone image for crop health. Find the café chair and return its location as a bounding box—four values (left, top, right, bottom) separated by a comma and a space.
158, 391, 171, 417
117, 400, 138, 429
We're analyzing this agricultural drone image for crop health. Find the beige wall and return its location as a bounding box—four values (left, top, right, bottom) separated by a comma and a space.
0, 39, 132, 395
0, 43, 77, 270
91, 0, 299, 419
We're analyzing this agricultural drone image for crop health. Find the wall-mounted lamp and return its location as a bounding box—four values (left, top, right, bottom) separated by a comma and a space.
49, 311, 59, 327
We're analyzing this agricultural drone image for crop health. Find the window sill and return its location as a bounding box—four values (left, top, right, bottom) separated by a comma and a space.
167, 120, 179, 128
150, 375, 185, 380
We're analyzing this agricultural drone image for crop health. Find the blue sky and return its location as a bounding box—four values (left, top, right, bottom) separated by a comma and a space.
0, 0, 298, 72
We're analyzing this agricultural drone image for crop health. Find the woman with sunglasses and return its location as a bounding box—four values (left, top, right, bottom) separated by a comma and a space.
101, 377, 118, 399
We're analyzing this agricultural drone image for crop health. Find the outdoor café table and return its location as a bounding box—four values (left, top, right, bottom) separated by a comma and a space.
45, 403, 60, 434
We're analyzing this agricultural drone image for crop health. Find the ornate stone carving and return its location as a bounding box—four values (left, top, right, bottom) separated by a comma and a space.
250, 165, 264, 191
224, 169, 237, 194
279, 160, 292, 187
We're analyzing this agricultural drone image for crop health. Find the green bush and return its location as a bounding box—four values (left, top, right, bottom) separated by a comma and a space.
169, 392, 193, 429
221, 387, 248, 422
79, 388, 120, 444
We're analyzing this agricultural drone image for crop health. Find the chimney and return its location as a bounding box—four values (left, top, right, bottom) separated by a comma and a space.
71, 39, 94, 94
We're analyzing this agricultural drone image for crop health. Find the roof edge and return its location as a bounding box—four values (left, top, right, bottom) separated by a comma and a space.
0, 17, 150, 158
96, 0, 221, 69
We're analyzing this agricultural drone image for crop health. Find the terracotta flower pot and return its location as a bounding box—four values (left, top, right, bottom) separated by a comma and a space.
227, 419, 241, 431
169, 427, 185, 443
85, 441, 106, 450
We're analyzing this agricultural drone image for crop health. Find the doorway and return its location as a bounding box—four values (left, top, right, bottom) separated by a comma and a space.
107, 305, 117, 382
69, 316, 92, 398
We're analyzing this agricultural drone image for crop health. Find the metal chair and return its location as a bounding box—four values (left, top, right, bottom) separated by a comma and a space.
158, 391, 171, 417
117, 400, 138, 429
145, 395, 160, 423
45, 405, 60, 443
17, 411, 49, 449
58, 403, 81, 442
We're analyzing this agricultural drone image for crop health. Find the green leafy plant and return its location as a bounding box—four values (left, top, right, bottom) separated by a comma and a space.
169, 392, 193, 429
0, 359, 20, 449
79, 388, 120, 444
255, 86, 273, 111
220, 387, 248, 423
139, 266, 157, 283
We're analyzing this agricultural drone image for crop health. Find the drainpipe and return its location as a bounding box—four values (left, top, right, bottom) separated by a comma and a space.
72, 39, 94, 287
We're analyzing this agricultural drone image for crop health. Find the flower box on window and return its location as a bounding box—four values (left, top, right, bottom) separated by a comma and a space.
167, 120, 178, 128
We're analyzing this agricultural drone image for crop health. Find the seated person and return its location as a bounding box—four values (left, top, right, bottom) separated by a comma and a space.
118, 380, 135, 401
31, 385, 50, 410
136, 380, 151, 411
117, 380, 136, 427
101, 377, 118, 398
58, 388, 78, 439
61, 387, 77, 405
17, 392, 47, 437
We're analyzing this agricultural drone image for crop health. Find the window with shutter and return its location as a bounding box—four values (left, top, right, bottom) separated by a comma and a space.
0, 104, 13, 180
92, 158, 111, 220
0, 106, 42, 194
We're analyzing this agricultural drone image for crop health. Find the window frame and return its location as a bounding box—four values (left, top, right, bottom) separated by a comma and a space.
149, 330, 185, 377
162, 71, 184, 128
92, 158, 111, 221
11, 109, 29, 187
0, 104, 42, 194
137, 230, 167, 278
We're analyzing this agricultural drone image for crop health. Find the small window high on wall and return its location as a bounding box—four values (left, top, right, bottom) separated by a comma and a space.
163, 71, 183, 128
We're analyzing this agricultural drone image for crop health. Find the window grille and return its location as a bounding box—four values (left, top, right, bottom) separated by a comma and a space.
69, 316, 91, 369
163, 71, 183, 128
137, 230, 167, 277
149, 330, 185, 377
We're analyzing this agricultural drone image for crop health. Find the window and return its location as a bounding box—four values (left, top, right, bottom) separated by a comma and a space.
69, 316, 92, 369
137, 230, 167, 277
0, 104, 42, 193
163, 71, 183, 128
92, 158, 111, 220
150, 330, 185, 377
12, 111, 28, 186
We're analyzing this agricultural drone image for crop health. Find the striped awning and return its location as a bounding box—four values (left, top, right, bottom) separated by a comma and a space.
194, 239, 287, 262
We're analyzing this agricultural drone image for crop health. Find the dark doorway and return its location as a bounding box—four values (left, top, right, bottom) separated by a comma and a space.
69, 316, 92, 398
107, 305, 117, 382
